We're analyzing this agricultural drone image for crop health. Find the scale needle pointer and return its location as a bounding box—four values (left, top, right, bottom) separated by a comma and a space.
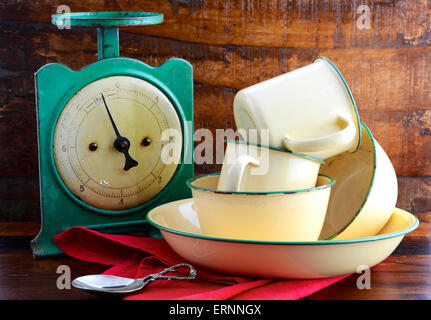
101, 93, 138, 171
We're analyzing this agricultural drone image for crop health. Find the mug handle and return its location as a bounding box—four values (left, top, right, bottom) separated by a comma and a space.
225, 155, 260, 192
282, 116, 356, 153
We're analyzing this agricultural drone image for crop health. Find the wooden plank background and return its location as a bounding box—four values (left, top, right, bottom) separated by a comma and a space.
0, 0, 430, 221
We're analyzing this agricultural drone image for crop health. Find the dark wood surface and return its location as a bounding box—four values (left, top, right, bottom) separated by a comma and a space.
0, 1, 430, 221
0, 216, 430, 300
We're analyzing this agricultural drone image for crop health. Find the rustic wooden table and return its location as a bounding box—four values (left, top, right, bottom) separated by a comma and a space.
0, 216, 430, 300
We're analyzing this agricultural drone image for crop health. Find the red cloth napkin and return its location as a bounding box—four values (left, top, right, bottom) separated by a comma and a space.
54, 227, 350, 300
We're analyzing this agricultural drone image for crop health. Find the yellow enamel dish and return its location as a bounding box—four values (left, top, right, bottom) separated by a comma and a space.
188, 173, 334, 241
319, 122, 398, 240
147, 199, 418, 279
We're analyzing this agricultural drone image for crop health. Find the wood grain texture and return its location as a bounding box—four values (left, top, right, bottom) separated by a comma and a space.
1, 0, 429, 48
0, 0, 430, 221
1, 19, 430, 106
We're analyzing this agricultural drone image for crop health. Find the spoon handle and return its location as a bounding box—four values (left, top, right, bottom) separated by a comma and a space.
143, 263, 197, 282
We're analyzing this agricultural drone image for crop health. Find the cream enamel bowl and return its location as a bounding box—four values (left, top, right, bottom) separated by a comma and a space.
187, 173, 334, 241
319, 122, 398, 240
146, 199, 418, 279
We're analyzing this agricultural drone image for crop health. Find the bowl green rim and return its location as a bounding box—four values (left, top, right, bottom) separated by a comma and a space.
146, 204, 418, 246
186, 173, 335, 195
224, 139, 325, 164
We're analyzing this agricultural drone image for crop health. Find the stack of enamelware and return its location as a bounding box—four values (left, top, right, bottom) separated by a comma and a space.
147, 57, 419, 279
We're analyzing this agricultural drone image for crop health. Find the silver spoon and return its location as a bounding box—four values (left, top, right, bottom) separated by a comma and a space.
72, 263, 197, 296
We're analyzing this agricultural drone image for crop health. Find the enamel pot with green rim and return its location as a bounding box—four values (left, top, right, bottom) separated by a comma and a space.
233, 56, 361, 160
318, 122, 398, 240
217, 139, 324, 192
147, 199, 418, 279
187, 173, 334, 242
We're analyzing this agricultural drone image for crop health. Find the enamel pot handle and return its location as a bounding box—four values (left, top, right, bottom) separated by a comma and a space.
282, 116, 356, 153
225, 155, 260, 192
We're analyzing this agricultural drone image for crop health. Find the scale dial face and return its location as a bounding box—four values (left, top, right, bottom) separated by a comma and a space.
53, 76, 183, 211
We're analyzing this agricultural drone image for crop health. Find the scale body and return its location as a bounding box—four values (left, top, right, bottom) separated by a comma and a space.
31, 12, 193, 258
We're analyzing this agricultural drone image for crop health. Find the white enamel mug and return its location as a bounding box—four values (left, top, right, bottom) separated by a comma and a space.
217, 140, 324, 192
233, 56, 361, 160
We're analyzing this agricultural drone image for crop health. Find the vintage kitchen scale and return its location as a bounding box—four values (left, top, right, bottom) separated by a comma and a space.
31, 12, 194, 258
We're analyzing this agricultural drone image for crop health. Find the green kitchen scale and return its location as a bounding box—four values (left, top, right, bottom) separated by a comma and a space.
31, 12, 194, 258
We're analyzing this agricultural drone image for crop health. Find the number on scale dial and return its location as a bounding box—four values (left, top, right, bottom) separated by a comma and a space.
53, 76, 182, 211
